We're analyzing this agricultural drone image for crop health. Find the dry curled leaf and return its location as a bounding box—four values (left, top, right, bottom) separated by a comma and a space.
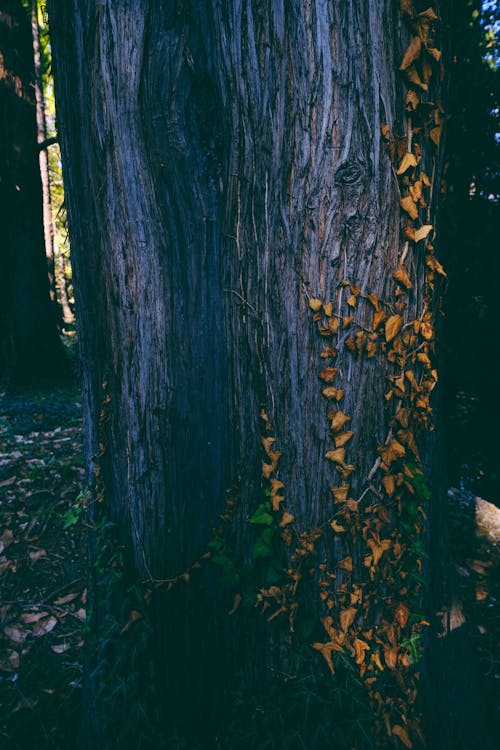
385, 314, 403, 342
331, 485, 349, 504
400, 36, 422, 70
392, 724, 413, 748
330, 411, 351, 432
400, 196, 419, 219
309, 298, 322, 312
396, 152, 418, 175
280, 511, 295, 527
353, 638, 370, 664
340, 606, 357, 632
335, 431, 354, 448
319, 368, 338, 383
393, 265, 413, 290
414, 224, 432, 243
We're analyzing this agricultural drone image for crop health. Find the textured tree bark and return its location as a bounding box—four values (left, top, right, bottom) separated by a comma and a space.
49, 1, 446, 746
0, 0, 66, 382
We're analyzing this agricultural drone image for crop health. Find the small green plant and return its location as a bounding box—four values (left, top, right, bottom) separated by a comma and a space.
63, 488, 90, 529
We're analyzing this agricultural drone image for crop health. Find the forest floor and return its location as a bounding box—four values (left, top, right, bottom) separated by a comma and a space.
0, 384, 85, 749
0, 383, 499, 749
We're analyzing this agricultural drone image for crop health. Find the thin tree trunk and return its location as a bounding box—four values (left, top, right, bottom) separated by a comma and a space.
0, 0, 67, 382
49, 1, 447, 746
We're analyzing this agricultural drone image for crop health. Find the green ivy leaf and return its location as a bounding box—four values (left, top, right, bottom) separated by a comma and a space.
249, 502, 273, 526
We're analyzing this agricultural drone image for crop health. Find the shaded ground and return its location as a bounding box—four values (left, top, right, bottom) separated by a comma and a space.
0, 385, 85, 749
0, 385, 499, 749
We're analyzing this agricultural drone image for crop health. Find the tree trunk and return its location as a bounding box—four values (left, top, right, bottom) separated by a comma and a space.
0, 0, 67, 382
49, 1, 447, 747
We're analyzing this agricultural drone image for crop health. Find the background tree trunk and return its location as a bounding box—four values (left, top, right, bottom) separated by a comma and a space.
49, 1, 446, 746
0, 0, 67, 382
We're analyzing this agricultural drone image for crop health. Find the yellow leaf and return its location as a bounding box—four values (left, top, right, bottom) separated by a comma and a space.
409, 179, 423, 202
340, 606, 357, 632
400, 36, 422, 70
367, 537, 391, 567
309, 298, 322, 312
335, 431, 354, 448
353, 638, 370, 665
320, 346, 338, 359
393, 265, 413, 290
392, 724, 413, 748
385, 314, 403, 342
323, 301, 333, 316
426, 254, 446, 276
342, 316, 353, 328
405, 90, 420, 112
373, 309, 387, 329
400, 196, 419, 219
328, 317, 340, 334
323, 387, 344, 401
382, 475, 396, 496
330, 411, 351, 432
325, 448, 346, 464
366, 292, 379, 310
396, 152, 418, 175
319, 368, 338, 383
337, 556, 353, 573
280, 511, 295, 527
330, 519, 346, 534
420, 172, 431, 187
331, 485, 349, 504
414, 224, 432, 243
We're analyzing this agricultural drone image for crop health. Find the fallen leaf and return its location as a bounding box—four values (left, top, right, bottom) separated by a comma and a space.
21, 611, 49, 624
53, 591, 81, 606
4, 626, 27, 644
32, 616, 58, 637
51, 643, 71, 654
0, 476, 16, 488
29, 548, 47, 564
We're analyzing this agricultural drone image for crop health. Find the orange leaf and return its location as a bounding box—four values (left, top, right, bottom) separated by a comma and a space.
400, 36, 422, 70
340, 606, 357, 632
393, 265, 413, 290
392, 724, 413, 748
385, 314, 403, 342
353, 638, 370, 665
400, 196, 419, 219
330, 411, 351, 432
309, 298, 322, 312
335, 431, 354, 448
